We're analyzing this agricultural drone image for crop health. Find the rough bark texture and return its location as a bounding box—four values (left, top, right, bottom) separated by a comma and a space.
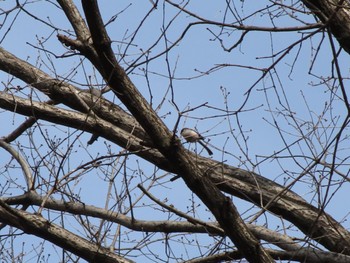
0, 200, 133, 263
302, 0, 350, 53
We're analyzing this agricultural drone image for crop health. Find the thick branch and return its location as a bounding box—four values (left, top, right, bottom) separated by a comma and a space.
0, 192, 306, 252
207, 162, 350, 255
0, 47, 152, 145
302, 0, 350, 53
0, 199, 133, 263
0, 92, 154, 156
186, 249, 350, 263
57, 0, 91, 42
5, 192, 350, 262
81, 1, 273, 262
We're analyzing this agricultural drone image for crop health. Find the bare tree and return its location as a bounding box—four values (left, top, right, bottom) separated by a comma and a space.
1, 0, 350, 262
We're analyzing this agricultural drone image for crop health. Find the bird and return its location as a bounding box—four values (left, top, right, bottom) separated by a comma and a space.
180, 128, 213, 155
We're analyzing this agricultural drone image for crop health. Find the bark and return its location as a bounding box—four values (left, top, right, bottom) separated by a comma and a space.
7, 192, 350, 262
302, 0, 350, 53
0, 200, 133, 263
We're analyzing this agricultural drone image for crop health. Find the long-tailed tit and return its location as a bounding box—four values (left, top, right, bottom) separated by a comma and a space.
180, 128, 213, 155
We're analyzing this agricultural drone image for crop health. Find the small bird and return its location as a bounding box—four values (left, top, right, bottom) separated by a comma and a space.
180, 128, 213, 155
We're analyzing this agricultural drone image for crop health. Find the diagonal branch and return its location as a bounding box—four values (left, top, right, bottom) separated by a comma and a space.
81, 1, 274, 262
0, 92, 153, 155
83, 0, 261, 260
1, 192, 303, 252
5, 192, 350, 262
302, 0, 350, 53
0, 199, 133, 263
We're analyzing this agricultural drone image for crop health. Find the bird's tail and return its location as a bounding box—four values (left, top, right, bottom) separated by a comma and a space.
199, 141, 213, 155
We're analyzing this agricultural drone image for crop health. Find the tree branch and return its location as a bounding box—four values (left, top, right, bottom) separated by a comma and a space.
81, 1, 274, 262
0, 199, 133, 263
5, 192, 350, 262
302, 0, 350, 53
0, 140, 33, 190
